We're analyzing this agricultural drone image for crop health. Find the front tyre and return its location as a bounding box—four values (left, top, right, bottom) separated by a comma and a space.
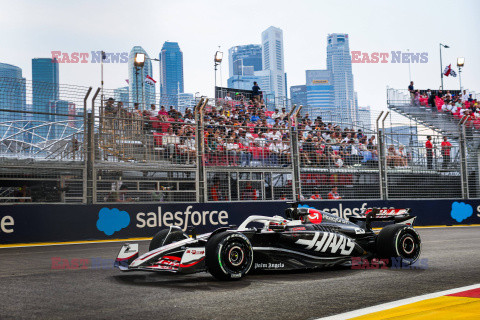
376, 224, 421, 266
206, 232, 253, 281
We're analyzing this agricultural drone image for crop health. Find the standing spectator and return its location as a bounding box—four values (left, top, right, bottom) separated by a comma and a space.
441, 136, 452, 169
149, 104, 157, 117
209, 180, 223, 201
461, 90, 469, 102
252, 82, 261, 102
408, 81, 414, 104
327, 186, 342, 199
426, 135, 433, 169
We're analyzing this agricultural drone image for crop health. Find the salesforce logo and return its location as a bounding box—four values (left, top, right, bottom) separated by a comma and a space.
450, 202, 473, 223
96, 208, 130, 236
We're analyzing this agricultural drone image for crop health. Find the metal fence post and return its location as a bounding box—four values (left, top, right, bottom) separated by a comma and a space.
289, 105, 302, 201
194, 98, 207, 202
458, 116, 470, 199
87, 88, 100, 204
82, 87, 92, 204
376, 111, 386, 200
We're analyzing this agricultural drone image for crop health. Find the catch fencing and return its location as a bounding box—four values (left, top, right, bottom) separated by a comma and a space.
0, 80, 478, 203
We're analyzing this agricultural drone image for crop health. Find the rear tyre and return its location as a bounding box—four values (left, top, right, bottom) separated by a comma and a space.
206, 232, 253, 281
376, 224, 421, 266
149, 228, 186, 251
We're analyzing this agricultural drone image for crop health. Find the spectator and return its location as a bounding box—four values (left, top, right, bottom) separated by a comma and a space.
441, 136, 452, 169
310, 188, 322, 200
149, 104, 157, 117
252, 82, 261, 102
107, 185, 133, 202
408, 81, 414, 104
327, 186, 342, 199
209, 180, 224, 201
426, 135, 433, 169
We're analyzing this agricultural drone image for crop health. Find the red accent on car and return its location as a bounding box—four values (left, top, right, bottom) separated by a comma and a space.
162, 255, 181, 261
307, 209, 323, 224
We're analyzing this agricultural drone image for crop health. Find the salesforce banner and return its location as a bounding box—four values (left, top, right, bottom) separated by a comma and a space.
0, 199, 479, 245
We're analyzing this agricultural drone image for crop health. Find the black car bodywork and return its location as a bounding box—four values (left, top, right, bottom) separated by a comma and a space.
114, 203, 421, 280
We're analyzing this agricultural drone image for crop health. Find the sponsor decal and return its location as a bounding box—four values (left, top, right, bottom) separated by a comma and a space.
354, 228, 365, 235
50, 51, 129, 63
254, 262, 285, 269
96, 208, 130, 236
292, 227, 306, 231
351, 51, 429, 64
295, 233, 355, 255
136, 205, 229, 231
450, 202, 473, 223
0, 215, 14, 234
307, 211, 322, 224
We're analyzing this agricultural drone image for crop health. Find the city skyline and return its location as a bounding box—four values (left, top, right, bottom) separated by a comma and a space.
1, 0, 479, 113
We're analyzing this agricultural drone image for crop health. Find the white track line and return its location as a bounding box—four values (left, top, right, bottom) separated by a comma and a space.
317, 283, 480, 320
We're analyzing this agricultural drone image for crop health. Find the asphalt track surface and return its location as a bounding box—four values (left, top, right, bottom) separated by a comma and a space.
1, 227, 480, 320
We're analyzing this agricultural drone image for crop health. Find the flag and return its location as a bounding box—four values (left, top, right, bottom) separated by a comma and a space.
125, 79, 129, 84
145, 75, 157, 85
444, 64, 452, 77
450, 69, 457, 77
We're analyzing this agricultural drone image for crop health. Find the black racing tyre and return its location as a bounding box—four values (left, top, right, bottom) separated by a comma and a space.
205, 232, 253, 281
376, 224, 421, 265
149, 229, 186, 251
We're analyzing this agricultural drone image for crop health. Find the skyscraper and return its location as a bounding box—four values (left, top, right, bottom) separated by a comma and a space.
306, 70, 334, 120
114, 86, 129, 104
228, 44, 262, 77
128, 46, 155, 109
261, 26, 286, 101
290, 85, 307, 108
326, 33, 357, 123
357, 106, 372, 132
32, 58, 59, 122
159, 42, 184, 106
0, 62, 26, 139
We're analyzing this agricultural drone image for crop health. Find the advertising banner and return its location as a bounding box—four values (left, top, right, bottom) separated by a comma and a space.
1, 199, 479, 245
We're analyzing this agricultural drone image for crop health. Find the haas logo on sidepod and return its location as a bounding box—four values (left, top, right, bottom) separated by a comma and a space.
295, 232, 355, 255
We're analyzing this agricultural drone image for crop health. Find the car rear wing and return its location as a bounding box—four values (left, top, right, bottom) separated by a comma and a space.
349, 208, 416, 230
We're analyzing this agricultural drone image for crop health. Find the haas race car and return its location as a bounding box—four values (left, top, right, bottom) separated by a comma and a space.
114, 203, 421, 280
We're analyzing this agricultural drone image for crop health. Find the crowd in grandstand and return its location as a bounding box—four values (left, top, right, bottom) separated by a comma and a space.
103, 94, 387, 169
408, 82, 479, 122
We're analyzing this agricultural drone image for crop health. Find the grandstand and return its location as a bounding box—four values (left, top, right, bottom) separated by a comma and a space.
0, 77, 478, 203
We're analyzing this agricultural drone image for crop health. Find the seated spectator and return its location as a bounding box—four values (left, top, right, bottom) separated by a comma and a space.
327, 186, 342, 199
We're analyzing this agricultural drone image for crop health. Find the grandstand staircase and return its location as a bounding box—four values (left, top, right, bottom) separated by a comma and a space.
388, 103, 480, 149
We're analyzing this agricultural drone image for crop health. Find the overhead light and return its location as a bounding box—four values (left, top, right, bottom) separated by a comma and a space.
134, 53, 145, 67
457, 57, 465, 67
214, 51, 223, 63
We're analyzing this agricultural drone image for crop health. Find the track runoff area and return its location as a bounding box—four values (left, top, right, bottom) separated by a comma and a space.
0, 226, 479, 319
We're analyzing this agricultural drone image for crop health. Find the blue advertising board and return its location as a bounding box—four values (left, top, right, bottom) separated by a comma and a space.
0, 199, 479, 245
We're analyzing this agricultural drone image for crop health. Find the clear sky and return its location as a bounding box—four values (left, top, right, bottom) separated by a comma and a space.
1, 0, 479, 112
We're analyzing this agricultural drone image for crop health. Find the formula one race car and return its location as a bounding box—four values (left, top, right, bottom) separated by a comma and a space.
114, 203, 421, 280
